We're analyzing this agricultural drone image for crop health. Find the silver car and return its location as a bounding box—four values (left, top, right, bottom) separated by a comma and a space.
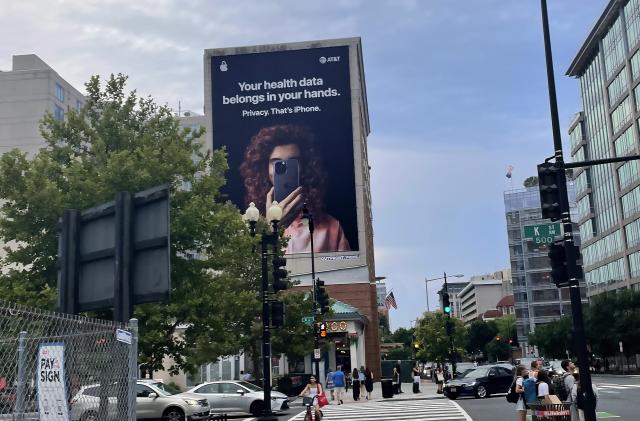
187, 380, 288, 416
70, 381, 210, 421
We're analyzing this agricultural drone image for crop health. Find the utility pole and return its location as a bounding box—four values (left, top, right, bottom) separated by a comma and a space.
539, 2, 596, 420
443, 273, 456, 377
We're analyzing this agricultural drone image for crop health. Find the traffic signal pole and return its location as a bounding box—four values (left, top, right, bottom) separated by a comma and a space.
539, 2, 596, 420
259, 225, 278, 421
443, 272, 456, 377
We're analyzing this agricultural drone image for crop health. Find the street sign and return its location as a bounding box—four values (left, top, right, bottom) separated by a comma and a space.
523, 223, 562, 244
302, 316, 314, 325
314, 348, 321, 360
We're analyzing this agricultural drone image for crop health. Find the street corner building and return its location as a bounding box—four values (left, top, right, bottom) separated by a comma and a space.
204, 38, 381, 379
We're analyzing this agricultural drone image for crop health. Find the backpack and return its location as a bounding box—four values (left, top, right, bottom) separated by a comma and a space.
553, 373, 570, 401
506, 380, 519, 404
523, 377, 539, 405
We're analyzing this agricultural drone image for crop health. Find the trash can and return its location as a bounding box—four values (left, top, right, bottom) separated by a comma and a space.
528, 403, 571, 421
381, 378, 394, 398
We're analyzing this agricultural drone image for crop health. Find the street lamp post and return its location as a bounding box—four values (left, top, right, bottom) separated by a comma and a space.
424, 272, 463, 378
243, 202, 282, 421
301, 203, 320, 379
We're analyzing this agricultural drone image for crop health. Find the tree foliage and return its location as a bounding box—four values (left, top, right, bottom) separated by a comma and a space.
466, 320, 498, 356
414, 312, 466, 363
585, 289, 640, 357
527, 317, 573, 359
0, 74, 310, 374
523, 176, 539, 187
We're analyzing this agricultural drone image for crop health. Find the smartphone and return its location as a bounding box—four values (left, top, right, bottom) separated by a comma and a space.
273, 159, 300, 202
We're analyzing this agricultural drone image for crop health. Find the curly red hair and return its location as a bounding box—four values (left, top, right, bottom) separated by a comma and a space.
239, 124, 327, 218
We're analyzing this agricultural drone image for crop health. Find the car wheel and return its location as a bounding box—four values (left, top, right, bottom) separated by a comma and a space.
162, 407, 185, 421
81, 411, 98, 421
475, 385, 489, 399
250, 400, 264, 416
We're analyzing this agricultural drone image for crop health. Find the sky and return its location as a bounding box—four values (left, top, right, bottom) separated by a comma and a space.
0, 0, 607, 329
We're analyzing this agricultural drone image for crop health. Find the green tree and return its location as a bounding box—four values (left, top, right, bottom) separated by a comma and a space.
0, 74, 310, 374
527, 317, 573, 359
379, 314, 391, 342
390, 327, 415, 348
485, 337, 511, 361
414, 313, 466, 363
494, 315, 518, 345
585, 289, 640, 357
523, 176, 538, 187
466, 320, 498, 357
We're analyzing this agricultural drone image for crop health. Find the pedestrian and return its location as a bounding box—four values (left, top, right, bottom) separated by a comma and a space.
530, 360, 540, 380
412, 364, 421, 393
325, 368, 335, 401
240, 370, 253, 382
394, 361, 403, 393
537, 370, 553, 400
333, 365, 345, 405
351, 368, 361, 401
513, 365, 528, 421
435, 366, 444, 394
559, 360, 577, 420
572, 372, 598, 421
358, 366, 366, 399
364, 367, 374, 400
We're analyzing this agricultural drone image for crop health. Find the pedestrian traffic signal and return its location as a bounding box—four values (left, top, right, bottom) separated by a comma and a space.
538, 162, 563, 221
315, 279, 330, 314
271, 300, 285, 328
319, 322, 327, 338
272, 256, 288, 292
442, 293, 451, 315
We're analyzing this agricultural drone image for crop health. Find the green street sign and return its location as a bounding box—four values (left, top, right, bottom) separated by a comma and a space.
302, 316, 314, 325
523, 223, 562, 244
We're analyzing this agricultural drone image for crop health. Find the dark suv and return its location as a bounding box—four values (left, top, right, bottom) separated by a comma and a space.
444, 365, 513, 399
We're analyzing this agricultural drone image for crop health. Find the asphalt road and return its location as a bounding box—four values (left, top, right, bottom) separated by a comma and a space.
455, 374, 640, 421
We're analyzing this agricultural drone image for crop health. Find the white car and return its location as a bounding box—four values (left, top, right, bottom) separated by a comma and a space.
70, 380, 210, 421
187, 380, 288, 416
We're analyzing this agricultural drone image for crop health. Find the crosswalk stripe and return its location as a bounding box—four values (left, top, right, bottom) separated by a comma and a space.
287, 399, 469, 421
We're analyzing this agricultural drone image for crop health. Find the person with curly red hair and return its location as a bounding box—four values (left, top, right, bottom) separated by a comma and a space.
239, 124, 350, 254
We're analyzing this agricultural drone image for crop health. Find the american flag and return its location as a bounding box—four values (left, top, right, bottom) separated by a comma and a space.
384, 292, 397, 310
506, 165, 514, 179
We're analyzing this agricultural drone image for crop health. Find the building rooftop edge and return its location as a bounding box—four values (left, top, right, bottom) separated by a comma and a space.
566, 0, 620, 77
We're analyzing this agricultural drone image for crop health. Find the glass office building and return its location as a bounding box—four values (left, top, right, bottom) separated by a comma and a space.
567, 0, 640, 295
504, 186, 586, 348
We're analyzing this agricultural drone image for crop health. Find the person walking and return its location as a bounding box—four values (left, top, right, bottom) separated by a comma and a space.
358, 366, 366, 399
513, 365, 529, 421
364, 367, 374, 400
351, 368, 361, 401
435, 366, 444, 394
333, 366, 345, 405
412, 364, 421, 393
325, 368, 336, 401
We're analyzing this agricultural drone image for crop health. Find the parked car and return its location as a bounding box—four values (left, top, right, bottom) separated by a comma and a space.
187, 380, 288, 416
70, 381, 210, 421
443, 364, 513, 399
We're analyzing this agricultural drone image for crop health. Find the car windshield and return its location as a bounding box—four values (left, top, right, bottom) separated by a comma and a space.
236, 381, 262, 392
151, 382, 180, 396
462, 367, 490, 378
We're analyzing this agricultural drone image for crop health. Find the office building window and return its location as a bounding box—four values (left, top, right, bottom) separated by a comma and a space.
76, 99, 82, 111
577, 196, 592, 221
570, 121, 584, 152
632, 50, 640, 81
608, 70, 628, 107
618, 160, 640, 190
630, 251, 640, 278
582, 230, 623, 267
54, 105, 64, 121
625, 218, 640, 249
579, 220, 595, 242
611, 97, 633, 134
584, 259, 624, 287
625, 0, 640, 51
603, 16, 626, 79
622, 185, 640, 218
614, 126, 636, 157
55, 83, 65, 102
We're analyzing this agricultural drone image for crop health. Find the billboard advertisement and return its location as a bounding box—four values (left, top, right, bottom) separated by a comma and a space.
209, 45, 358, 255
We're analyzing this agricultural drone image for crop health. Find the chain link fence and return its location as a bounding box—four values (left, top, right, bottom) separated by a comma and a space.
0, 300, 137, 420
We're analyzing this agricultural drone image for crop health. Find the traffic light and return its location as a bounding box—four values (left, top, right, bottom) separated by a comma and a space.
496, 335, 501, 341
538, 162, 563, 221
271, 300, 285, 327
319, 322, 327, 338
442, 292, 451, 315
508, 338, 513, 345
548, 241, 569, 287
272, 256, 288, 292
316, 279, 330, 314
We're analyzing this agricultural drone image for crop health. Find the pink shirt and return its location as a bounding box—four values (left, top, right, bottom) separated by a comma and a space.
285, 214, 351, 254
